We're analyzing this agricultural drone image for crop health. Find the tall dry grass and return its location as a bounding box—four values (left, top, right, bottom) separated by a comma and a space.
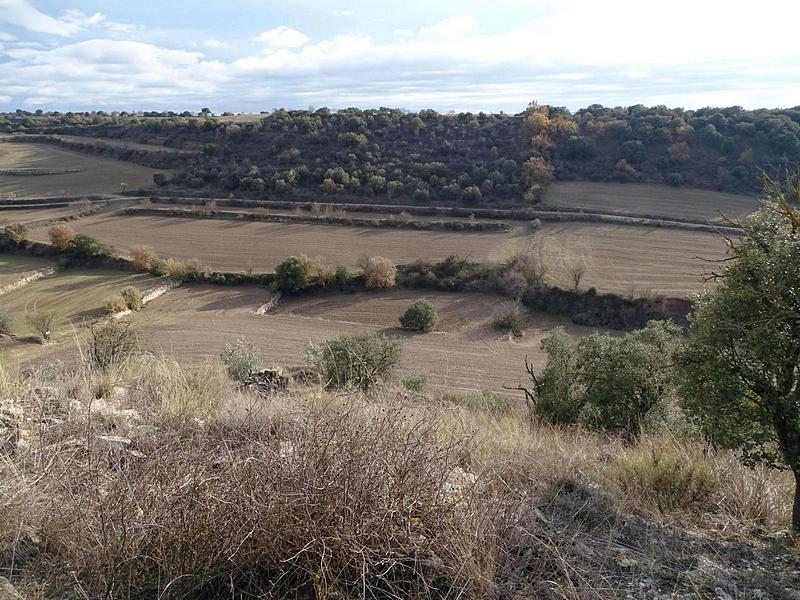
0, 357, 794, 598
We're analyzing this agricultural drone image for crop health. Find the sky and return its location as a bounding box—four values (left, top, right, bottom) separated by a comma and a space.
0, 0, 799, 113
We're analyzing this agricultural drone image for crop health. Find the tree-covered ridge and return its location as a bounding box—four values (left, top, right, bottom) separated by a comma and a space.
3, 103, 800, 204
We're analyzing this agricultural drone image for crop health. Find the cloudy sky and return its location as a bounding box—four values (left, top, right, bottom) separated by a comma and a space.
0, 0, 799, 113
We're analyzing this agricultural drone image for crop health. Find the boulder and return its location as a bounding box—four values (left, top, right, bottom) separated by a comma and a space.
244, 368, 289, 396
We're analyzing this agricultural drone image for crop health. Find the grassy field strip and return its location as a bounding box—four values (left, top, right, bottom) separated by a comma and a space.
0, 268, 160, 347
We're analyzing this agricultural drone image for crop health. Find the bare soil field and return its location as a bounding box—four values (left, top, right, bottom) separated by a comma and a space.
537, 222, 727, 297
544, 182, 759, 223
0, 204, 85, 224
123, 285, 600, 392
34, 213, 728, 296
50, 135, 194, 154
0, 255, 54, 287
0, 143, 165, 198
31, 214, 526, 270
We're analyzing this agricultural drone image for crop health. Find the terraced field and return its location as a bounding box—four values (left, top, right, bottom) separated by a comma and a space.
544, 182, 759, 223
31, 211, 728, 296
0, 255, 54, 288
125, 285, 600, 392
0, 143, 165, 198
30, 213, 527, 271
538, 222, 727, 297
0, 204, 85, 224
0, 268, 160, 362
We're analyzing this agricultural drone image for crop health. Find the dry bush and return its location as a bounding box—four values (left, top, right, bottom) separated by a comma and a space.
131, 246, 155, 273
363, 256, 396, 289
501, 248, 548, 299
47, 224, 75, 251
565, 256, 587, 291
7, 399, 488, 597
162, 257, 207, 281
604, 440, 717, 513
0, 306, 14, 337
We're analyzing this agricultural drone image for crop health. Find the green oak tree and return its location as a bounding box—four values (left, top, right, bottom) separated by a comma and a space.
677, 183, 800, 532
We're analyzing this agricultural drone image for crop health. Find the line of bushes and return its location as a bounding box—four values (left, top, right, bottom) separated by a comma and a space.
1, 223, 687, 330
151, 195, 538, 220
148, 196, 741, 234
397, 255, 688, 329
121, 206, 511, 232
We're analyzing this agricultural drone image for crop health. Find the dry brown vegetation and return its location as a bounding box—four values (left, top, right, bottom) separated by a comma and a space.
0, 143, 165, 198
0, 354, 795, 598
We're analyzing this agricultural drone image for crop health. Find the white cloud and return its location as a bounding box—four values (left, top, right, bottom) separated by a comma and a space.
0, 31, 16, 41
203, 39, 227, 49
0, 0, 78, 36
331, 10, 354, 17
256, 26, 309, 49
1, 2, 799, 111
0, 94, 10, 103
420, 15, 479, 37
61, 9, 135, 34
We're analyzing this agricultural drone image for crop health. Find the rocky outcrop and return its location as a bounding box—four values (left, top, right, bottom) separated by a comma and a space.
244, 369, 289, 396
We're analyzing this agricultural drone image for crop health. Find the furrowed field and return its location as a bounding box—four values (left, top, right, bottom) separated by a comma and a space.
544, 181, 759, 223
27, 211, 727, 297
0, 142, 164, 197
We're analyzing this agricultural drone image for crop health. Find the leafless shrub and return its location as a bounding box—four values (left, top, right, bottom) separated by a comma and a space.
565, 257, 587, 291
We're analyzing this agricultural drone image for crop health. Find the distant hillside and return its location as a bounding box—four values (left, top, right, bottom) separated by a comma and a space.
3, 104, 799, 206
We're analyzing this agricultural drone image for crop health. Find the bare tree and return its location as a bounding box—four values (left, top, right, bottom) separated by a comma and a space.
565, 257, 587, 291
27, 311, 55, 343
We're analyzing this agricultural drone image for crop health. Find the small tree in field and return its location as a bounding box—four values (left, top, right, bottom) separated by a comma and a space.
88, 320, 140, 371
677, 184, 800, 532
27, 311, 55, 343
48, 224, 76, 251
305, 333, 401, 392
400, 300, 438, 332
363, 256, 396, 289
131, 246, 155, 273
565, 257, 587, 291
220, 338, 263, 383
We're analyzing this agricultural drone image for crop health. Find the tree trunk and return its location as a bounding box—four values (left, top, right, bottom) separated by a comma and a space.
793, 469, 800, 534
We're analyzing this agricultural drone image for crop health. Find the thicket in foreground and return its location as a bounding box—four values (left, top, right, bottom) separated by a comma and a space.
0, 355, 794, 598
